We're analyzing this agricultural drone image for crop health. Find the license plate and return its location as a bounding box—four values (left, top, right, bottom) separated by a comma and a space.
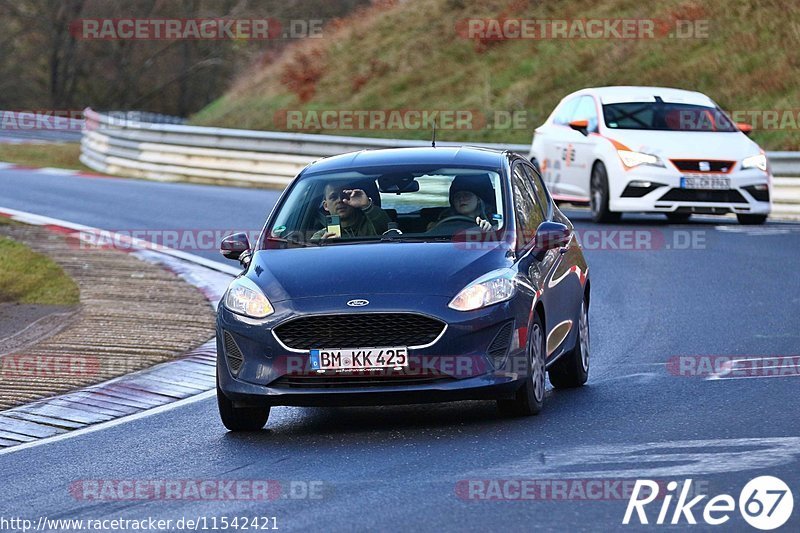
309, 347, 409, 370
680, 176, 730, 190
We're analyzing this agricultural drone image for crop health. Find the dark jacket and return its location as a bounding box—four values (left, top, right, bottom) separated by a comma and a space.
311, 204, 391, 240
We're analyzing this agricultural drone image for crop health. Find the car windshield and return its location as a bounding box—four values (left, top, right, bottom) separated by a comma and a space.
261, 165, 505, 248
603, 102, 737, 132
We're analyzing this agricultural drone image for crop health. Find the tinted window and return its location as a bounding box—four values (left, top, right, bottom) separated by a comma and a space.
523, 163, 550, 218
603, 102, 737, 131
573, 95, 599, 132
512, 164, 544, 247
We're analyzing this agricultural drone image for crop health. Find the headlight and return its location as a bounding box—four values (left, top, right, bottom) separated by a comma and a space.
224, 277, 274, 318
617, 150, 664, 168
742, 154, 767, 172
449, 268, 516, 312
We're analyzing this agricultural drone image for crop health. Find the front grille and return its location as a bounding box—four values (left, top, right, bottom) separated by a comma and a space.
658, 188, 747, 203
671, 160, 734, 173
223, 331, 244, 375
488, 322, 514, 365
273, 313, 446, 350
272, 372, 451, 389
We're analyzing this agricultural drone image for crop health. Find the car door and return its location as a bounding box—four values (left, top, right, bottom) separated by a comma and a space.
522, 161, 585, 357
537, 96, 580, 197
512, 161, 572, 362
558, 95, 601, 201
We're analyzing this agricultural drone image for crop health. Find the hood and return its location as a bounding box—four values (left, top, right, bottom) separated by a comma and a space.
602, 130, 762, 161
247, 241, 511, 302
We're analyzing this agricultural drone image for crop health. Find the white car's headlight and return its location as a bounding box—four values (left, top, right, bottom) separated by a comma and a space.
742, 154, 767, 172
224, 277, 274, 318
449, 268, 516, 312
617, 150, 664, 168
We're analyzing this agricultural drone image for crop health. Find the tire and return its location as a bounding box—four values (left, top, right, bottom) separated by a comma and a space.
497, 314, 546, 416
736, 213, 768, 225
590, 162, 621, 223
217, 382, 270, 431
665, 212, 691, 223
548, 297, 589, 389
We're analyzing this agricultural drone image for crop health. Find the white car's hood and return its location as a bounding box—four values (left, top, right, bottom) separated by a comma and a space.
602, 129, 761, 161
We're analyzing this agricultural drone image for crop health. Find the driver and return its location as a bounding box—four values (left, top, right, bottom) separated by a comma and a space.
312, 183, 391, 240
428, 176, 495, 232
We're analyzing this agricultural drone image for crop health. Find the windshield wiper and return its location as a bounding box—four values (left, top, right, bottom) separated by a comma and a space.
265, 236, 315, 248
380, 234, 451, 243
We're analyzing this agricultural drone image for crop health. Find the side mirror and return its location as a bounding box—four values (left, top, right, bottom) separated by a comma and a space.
220, 232, 252, 266
568, 119, 589, 136
534, 221, 571, 251
737, 122, 753, 136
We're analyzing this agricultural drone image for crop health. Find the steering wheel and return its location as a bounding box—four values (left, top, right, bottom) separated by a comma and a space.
431, 215, 477, 229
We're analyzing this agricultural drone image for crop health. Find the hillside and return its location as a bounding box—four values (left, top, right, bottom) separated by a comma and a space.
191, 0, 800, 149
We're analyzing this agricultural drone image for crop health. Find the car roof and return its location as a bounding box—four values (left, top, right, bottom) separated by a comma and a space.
564, 86, 716, 107
301, 146, 509, 175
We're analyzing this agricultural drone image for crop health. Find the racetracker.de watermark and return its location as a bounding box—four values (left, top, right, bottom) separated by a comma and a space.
667, 355, 800, 379
0, 354, 148, 380
69, 480, 326, 501
456, 479, 711, 501
67, 228, 709, 253
69, 18, 323, 40
455, 18, 710, 40
0, 110, 83, 131
273, 109, 530, 132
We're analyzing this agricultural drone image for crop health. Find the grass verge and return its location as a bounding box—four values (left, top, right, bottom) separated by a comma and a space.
0, 235, 80, 305
0, 143, 89, 171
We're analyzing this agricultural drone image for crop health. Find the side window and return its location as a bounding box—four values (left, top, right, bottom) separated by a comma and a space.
512, 164, 544, 247
573, 95, 599, 132
553, 97, 580, 126
522, 163, 550, 219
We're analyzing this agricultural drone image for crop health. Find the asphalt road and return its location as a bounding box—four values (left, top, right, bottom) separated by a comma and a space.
1, 170, 799, 532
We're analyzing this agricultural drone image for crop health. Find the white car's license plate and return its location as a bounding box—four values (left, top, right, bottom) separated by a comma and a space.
681, 176, 730, 190
309, 347, 409, 370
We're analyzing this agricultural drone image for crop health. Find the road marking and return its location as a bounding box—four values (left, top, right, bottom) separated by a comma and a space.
467, 437, 800, 479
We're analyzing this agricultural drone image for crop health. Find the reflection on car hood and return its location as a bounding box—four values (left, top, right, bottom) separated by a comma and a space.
247, 241, 510, 302
603, 130, 761, 160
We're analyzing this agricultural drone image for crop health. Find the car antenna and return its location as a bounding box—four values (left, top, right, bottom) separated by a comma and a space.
431, 120, 436, 148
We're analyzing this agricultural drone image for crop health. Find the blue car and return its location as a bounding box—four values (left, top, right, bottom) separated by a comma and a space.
216, 147, 590, 431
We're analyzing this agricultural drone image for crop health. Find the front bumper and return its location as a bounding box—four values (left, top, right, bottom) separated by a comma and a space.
216, 294, 532, 407
608, 163, 772, 215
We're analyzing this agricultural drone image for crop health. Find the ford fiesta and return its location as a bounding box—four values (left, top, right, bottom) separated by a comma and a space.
529, 86, 772, 224
216, 147, 590, 431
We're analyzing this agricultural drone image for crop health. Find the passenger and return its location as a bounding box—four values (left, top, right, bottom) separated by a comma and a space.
428, 176, 495, 232
312, 184, 391, 240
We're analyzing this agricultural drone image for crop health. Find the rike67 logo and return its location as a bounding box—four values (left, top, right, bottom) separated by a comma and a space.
623, 476, 794, 530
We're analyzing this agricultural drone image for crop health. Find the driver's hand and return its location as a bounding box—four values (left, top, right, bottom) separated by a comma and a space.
342, 189, 370, 209
320, 231, 338, 240
476, 217, 493, 232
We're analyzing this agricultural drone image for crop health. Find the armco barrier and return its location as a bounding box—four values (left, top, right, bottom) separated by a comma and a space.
79, 108, 799, 217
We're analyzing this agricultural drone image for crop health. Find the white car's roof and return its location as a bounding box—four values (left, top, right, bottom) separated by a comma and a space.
568, 86, 716, 107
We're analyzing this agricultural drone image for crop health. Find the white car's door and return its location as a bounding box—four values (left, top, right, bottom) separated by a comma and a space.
534, 96, 580, 197
558, 95, 601, 200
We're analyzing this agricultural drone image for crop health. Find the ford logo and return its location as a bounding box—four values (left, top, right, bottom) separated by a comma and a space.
347, 299, 369, 307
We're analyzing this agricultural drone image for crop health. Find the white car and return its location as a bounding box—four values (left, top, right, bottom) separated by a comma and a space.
529, 86, 771, 224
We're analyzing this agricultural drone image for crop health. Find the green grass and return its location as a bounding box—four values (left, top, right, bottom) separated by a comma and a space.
191, 0, 800, 150
0, 143, 88, 171
0, 236, 80, 305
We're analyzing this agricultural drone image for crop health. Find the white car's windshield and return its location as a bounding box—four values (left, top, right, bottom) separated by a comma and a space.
603, 102, 737, 132
262, 166, 505, 247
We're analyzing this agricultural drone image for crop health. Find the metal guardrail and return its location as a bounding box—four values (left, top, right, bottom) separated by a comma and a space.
80, 108, 799, 216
